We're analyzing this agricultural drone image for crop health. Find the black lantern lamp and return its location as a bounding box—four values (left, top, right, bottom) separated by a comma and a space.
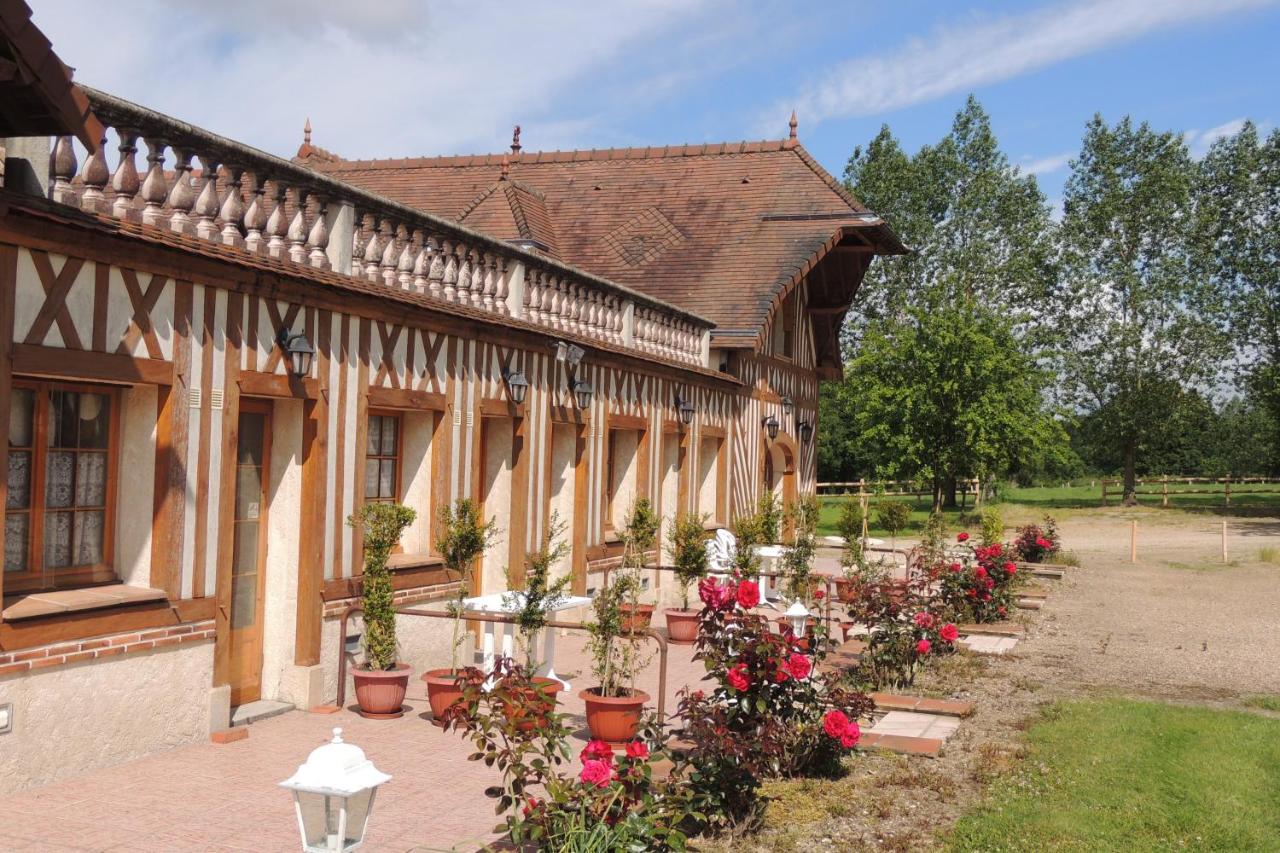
572, 378, 594, 409
675, 395, 695, 426
762, 414, 780, 440
277, 328, 315, 378
501, 368, 529, 405
797, 420, 813, 443
781, 396, 794, 417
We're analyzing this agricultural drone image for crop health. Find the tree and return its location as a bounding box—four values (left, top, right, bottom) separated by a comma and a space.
844, 301, 1065, 510
1198, 122, 1280, 472
1056, 115, 1229, 503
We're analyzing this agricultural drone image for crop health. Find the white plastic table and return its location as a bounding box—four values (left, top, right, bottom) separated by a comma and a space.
752, 545, 787, 606
460, 591, 593, 690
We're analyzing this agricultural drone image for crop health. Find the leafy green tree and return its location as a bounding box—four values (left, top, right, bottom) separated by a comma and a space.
1198, 122, 1280, 471
1056, 116, 1230, 502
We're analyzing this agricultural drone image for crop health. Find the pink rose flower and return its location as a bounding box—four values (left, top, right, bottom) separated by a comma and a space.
939, 623, 959, 642
916, 639, 932, 655
625, 740, 649, 760
786, 653, 812, 680
824, 709, 850, 740
913, 611, 935, 628
580, 759, 613, 788
581, 739, 614, 765
735, 580, 760, 610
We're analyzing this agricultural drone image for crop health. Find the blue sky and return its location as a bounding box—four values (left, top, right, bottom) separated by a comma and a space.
34, 0, 1280, 215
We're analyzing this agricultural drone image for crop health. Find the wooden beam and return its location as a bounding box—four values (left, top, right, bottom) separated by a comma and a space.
608, 413, 648, 431
12, 343, 171, 385
237, 371, 320, 399
478, 396, 523, 419
149, 283, 192, 598
508, 412, 529, 586
294, 392, 328, 667
0, 598, 215, 651
571, 423, 589, 596
211, 294, 242, 689
0, 245, 15, 615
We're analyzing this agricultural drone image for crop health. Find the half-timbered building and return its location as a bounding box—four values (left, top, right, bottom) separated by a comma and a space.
0, 1, 902, 792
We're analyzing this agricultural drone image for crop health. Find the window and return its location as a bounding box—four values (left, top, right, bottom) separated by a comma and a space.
364, 411, 402, 504
6, 381, 118, 592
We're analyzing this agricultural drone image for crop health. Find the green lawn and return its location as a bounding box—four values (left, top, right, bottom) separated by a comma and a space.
948, 698, 1280, 851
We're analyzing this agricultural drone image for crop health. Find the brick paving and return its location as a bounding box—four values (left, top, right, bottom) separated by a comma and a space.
0, 630, 711, 853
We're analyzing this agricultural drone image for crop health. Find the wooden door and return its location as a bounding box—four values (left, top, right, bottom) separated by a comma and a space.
228, 400, 271, 706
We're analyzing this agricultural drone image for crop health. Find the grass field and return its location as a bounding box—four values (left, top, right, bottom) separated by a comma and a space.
948, 698, 1280, 851
817, 483, 1280, 538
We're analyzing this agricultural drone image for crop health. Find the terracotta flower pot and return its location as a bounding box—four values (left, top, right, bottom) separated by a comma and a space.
619, 603, 655, 635
580, 687, 650, 743
834, 577, 862, 603
841, 620, 859, 642
353, 663, 411, 719
422, 668, 467, 727
664, 608, 700, 644
501, 676, 564, 733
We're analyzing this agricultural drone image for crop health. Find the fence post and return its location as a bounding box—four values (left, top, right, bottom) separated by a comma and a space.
1130, 520, 1137, 563
1101, 480, 1108, 506
1162, 476, 1168, 508
1224, 478, 1231, 507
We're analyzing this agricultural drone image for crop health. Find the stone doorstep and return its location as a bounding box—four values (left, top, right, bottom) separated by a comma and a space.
230, 700, 295, 727
1015, 561, 1074, 572
856, 732, 944, 758
1019, 586, 1051, 599
869, 692, 974, 717
957, 622, 1024, 637
1029, 567, 1065, 580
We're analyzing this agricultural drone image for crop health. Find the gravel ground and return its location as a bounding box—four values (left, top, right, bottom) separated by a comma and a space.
715, 508, 1280, 852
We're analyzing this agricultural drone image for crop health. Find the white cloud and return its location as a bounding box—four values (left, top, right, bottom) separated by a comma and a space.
1020, 151, 1074, 176
1183, 118, 1248, 156
773, 0, 1277, 129
32, 0, 728, 159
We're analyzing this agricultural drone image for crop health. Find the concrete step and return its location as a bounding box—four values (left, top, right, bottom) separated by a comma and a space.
1019, 585, 1051, 599
231, 700, 295, 727
958, 634, 1019, 655
957, 621, 1024, 637
857, 732, 944, 758
869, 692, 974, 717
1016, 598, 1043, 610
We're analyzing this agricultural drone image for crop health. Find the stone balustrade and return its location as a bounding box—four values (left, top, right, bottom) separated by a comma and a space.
48, 87, 712, 367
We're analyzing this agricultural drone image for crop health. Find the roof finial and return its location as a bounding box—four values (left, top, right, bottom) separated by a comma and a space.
304, 117, 312, 146
500, 154, 510, 181
788, 110, 798, 141
511, 125, 522, 154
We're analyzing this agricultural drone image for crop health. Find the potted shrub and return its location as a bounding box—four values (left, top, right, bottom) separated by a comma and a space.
875, 499, 911, 551
664, 511, 709, 644
756, 491, 782, 545
833, 501, 866, 603
581, 573, 652, 743
347, 502, 417, 718
616, 498, 660, 634
422, 498, 498, 726
500, 514, 573, 728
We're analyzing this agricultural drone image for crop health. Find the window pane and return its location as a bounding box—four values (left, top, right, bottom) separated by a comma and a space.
9, 388, 33, 447
44, 511, 72, 569
380, 417, 397, 453
233, 521, 259, 575
7, 451, 31, 509
237, 413, 265, 465
77, 394, 110, 449
366, 417, 383, 456
72, 510, 104, 566
379, 459, 396, 499
230, 572, 257, 628
75, 452, 107, 507
4, 513, 28, 572
49, 391, 78, 448
45, 451, 75, 508
235, 466, 262, 520
364, 459, 380, 499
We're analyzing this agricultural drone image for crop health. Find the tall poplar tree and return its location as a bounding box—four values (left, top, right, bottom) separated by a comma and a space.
1056, 116, 1229, 502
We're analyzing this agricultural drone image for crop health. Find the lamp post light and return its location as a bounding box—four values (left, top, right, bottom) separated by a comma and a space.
797, 421, 813, 443
277, 328, 315, 378
762, 415, 780, 440
571, 378, 593, 409
280, 728, 391, 853
675, 395, 695, 426
784, 600, 810, 638
501, 368, 529, 405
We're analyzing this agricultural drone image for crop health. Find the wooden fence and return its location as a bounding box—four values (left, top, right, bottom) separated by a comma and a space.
1100, 476, 1280, 506
816, 478, 982, 505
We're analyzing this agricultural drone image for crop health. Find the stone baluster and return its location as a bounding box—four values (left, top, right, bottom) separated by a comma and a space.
455, 245, 473, 305
588, 291, 603, 340
398, 228, 417, 289
562, 281, 575, 332
426, 236, 444, 299
493, 255, 509, 315
570, 284, 584, 334
473, 249, 489, 309
307, 196, 330, 268
525, 270, 542, 323
441, 239, 457, 301
139, 137, 168, 226
541, 275, 556, 329
219, 166, 246, 247
50, 136, 77, 205
380, 220, 400, 287
362, 218, 383, 281
80, 132, 110, 213
410, 230, 429, 292
110, 128, 141, 221
167, 148, 196, 235
243, 174, 267, 252
287, 188, 309, 263
265, 182, 289, 257
193, 155, 222, 241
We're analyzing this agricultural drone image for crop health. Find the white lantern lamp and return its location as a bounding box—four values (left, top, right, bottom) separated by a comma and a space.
784, 600, 810, 638
280, 727, 391, 852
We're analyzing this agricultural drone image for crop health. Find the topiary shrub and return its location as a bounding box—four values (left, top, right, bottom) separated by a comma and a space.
348, 502, 416, 671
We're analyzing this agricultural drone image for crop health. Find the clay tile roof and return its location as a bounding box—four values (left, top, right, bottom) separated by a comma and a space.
303, 138, 904, 342
0, 0, 103, 149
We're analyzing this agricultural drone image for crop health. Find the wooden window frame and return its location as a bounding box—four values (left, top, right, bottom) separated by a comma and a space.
363, 409, 404, 506
6, 378, 122, 595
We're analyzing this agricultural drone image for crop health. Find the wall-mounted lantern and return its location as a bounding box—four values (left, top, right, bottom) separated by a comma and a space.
797, 421, 813, 444
762, 415, 780, 440
501, 368, 529, 405
277, 328, 315, 378
571, 378, 594, 409
675, 395, 695, 426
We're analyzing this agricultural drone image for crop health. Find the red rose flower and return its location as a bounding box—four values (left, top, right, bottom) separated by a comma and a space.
916, 639, 932, 655
985, 577, 995, 590
824, 709, 850, 739
726, 663, 750, 691
957, 532, 969, 542
1036, 537, 1051, 548
580, 759, 614, 788
735, 579, 760, 610
998, 606, 1007, 616
814, 589, 826, 600
522, 797, 540, 817
581, 739, 614, 764
939, 623, 959, 642
1003, 561, 1017, 573
786, 653, 812, 680
625, 740, 649, 760
774, 668, 790, 683
975, 566, 988, 579
950, 562, 963, 572
840, 721, 861, 749
913, 611, 935, 628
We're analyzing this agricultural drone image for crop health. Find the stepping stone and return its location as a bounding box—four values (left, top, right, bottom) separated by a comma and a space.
1016, 598, 1043, 610
1022, 565, 1066, 579
958, 634, 1019, 655
957, 622, 1024, 637
856, 732, 943, 758
869, 692, 974, 717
